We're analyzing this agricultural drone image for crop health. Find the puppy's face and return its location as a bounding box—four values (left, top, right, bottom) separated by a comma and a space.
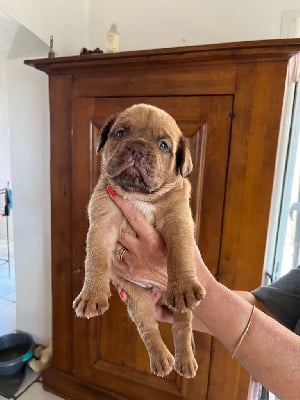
98, 104, 192, 194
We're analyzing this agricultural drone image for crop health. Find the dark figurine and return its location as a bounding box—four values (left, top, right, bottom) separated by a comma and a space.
48, 36, 55, 58
80, 47, 103, 55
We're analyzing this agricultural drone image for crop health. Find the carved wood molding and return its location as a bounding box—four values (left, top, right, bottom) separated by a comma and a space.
25, 39, 300, 75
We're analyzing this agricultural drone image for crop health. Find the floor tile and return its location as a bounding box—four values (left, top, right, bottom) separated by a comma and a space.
0, 394, 11, 399
14, 367, 39, 398
17, 382, 65, 399
0, 368, 36, 400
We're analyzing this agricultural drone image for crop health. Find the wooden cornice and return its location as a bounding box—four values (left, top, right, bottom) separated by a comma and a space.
25, 39, 300, 75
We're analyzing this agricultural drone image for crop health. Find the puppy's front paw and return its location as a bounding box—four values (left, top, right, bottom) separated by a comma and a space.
150, 348, 175, 377
73, 290, 110, 318
175, 353, 198, 379
167, 279, 205, 312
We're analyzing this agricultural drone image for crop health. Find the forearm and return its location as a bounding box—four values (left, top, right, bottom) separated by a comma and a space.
194, 277, 300, 399
192, 290, 274, 333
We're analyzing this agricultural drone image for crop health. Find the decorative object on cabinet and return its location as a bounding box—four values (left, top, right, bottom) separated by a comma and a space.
106, 18, 120, 53
80, 47, 103, 55
48, 35, 55, 58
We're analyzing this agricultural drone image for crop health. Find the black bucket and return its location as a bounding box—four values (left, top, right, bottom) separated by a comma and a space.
0, 332, 34, 376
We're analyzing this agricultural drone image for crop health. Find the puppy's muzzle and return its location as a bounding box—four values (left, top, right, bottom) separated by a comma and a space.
125, 143, 147, 161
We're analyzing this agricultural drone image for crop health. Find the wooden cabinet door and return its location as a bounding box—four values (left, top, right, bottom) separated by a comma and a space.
72, 95, 233, 400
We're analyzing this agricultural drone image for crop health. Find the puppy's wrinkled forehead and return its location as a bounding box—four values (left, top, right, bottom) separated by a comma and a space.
115, 104, 181, 140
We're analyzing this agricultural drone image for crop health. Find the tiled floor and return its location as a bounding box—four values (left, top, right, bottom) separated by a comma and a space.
0, 240, 65, 399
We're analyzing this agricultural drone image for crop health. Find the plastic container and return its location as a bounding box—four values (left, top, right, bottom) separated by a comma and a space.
0, 332, 34, 375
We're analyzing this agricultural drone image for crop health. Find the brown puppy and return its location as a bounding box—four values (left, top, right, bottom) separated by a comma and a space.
73, 104, 205, 378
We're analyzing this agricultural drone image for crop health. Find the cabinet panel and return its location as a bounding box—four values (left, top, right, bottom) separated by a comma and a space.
75, 65, 237, 97
72, 96, 233, 400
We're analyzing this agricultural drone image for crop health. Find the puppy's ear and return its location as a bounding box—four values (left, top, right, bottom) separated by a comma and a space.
96, 114, 117, 153
176, 136, 193, 177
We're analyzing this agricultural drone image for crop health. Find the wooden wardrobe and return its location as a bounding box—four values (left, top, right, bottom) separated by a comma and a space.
26, 39, 300, 400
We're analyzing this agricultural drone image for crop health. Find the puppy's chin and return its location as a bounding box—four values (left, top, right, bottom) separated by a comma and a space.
113, 171, 154, 194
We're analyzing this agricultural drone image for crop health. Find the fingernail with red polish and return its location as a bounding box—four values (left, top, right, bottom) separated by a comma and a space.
107, 185, 117, 197
119, 288, 126, 301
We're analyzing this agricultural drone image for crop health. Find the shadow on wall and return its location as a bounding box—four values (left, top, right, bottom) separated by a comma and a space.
0, 10, 49, 59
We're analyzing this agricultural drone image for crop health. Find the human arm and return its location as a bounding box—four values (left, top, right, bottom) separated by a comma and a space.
108, 187, 300, 399
193, 277, 300, 400
110, 186, 274, 328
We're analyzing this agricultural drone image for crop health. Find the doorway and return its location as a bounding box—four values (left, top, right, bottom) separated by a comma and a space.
0, 9, 50, 339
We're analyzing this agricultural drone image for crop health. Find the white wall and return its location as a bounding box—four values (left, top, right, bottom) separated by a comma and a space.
0, 0, 89, 56
7, 56, 51, 343
89, 0, 300, 51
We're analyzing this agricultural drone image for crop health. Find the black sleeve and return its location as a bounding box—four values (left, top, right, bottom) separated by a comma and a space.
252, 266, 300, 332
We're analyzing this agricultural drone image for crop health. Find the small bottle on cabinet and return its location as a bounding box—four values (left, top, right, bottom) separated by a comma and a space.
106, 19, 120, 53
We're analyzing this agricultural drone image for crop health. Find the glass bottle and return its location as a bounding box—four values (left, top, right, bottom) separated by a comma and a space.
106, 19, 120, 53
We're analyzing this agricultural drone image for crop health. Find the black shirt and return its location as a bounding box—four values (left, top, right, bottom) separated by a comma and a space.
252, 266, 300, 333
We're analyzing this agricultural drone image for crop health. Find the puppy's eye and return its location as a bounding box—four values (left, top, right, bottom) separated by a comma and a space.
115, 128, 126, 138
158, 139, 169, 152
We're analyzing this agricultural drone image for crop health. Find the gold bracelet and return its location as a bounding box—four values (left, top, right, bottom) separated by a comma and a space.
232, 305, 255, 359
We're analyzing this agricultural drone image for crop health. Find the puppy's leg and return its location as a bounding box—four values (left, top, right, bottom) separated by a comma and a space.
122, 283, 175, 377
159, 191, 205, 313
73, 222, 116, 318
172, 310, 198, 378
165, 217, 205, 313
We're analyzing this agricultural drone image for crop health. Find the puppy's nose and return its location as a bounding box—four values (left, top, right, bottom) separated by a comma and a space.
133, 149, 144, 160
128, 147, 144, 160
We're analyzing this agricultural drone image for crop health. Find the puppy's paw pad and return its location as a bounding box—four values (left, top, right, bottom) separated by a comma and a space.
175, 355, 198, 379
151, 350, 175, 377
167, 280, 205, 312
186, 280, 206, 307
73, 294, 110, 318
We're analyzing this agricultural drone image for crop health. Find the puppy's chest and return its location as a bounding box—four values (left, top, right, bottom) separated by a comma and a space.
120, 200, 156, 234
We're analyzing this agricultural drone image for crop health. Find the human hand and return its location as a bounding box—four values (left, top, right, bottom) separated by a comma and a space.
107, 185, 168, 290
117, 285, 174, 324
107, 185, 215, 330
108, 185, 215, 291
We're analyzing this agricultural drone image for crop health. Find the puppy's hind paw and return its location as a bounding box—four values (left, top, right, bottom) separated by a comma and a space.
150, 350, 175, 377
175, 354, 198, 379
